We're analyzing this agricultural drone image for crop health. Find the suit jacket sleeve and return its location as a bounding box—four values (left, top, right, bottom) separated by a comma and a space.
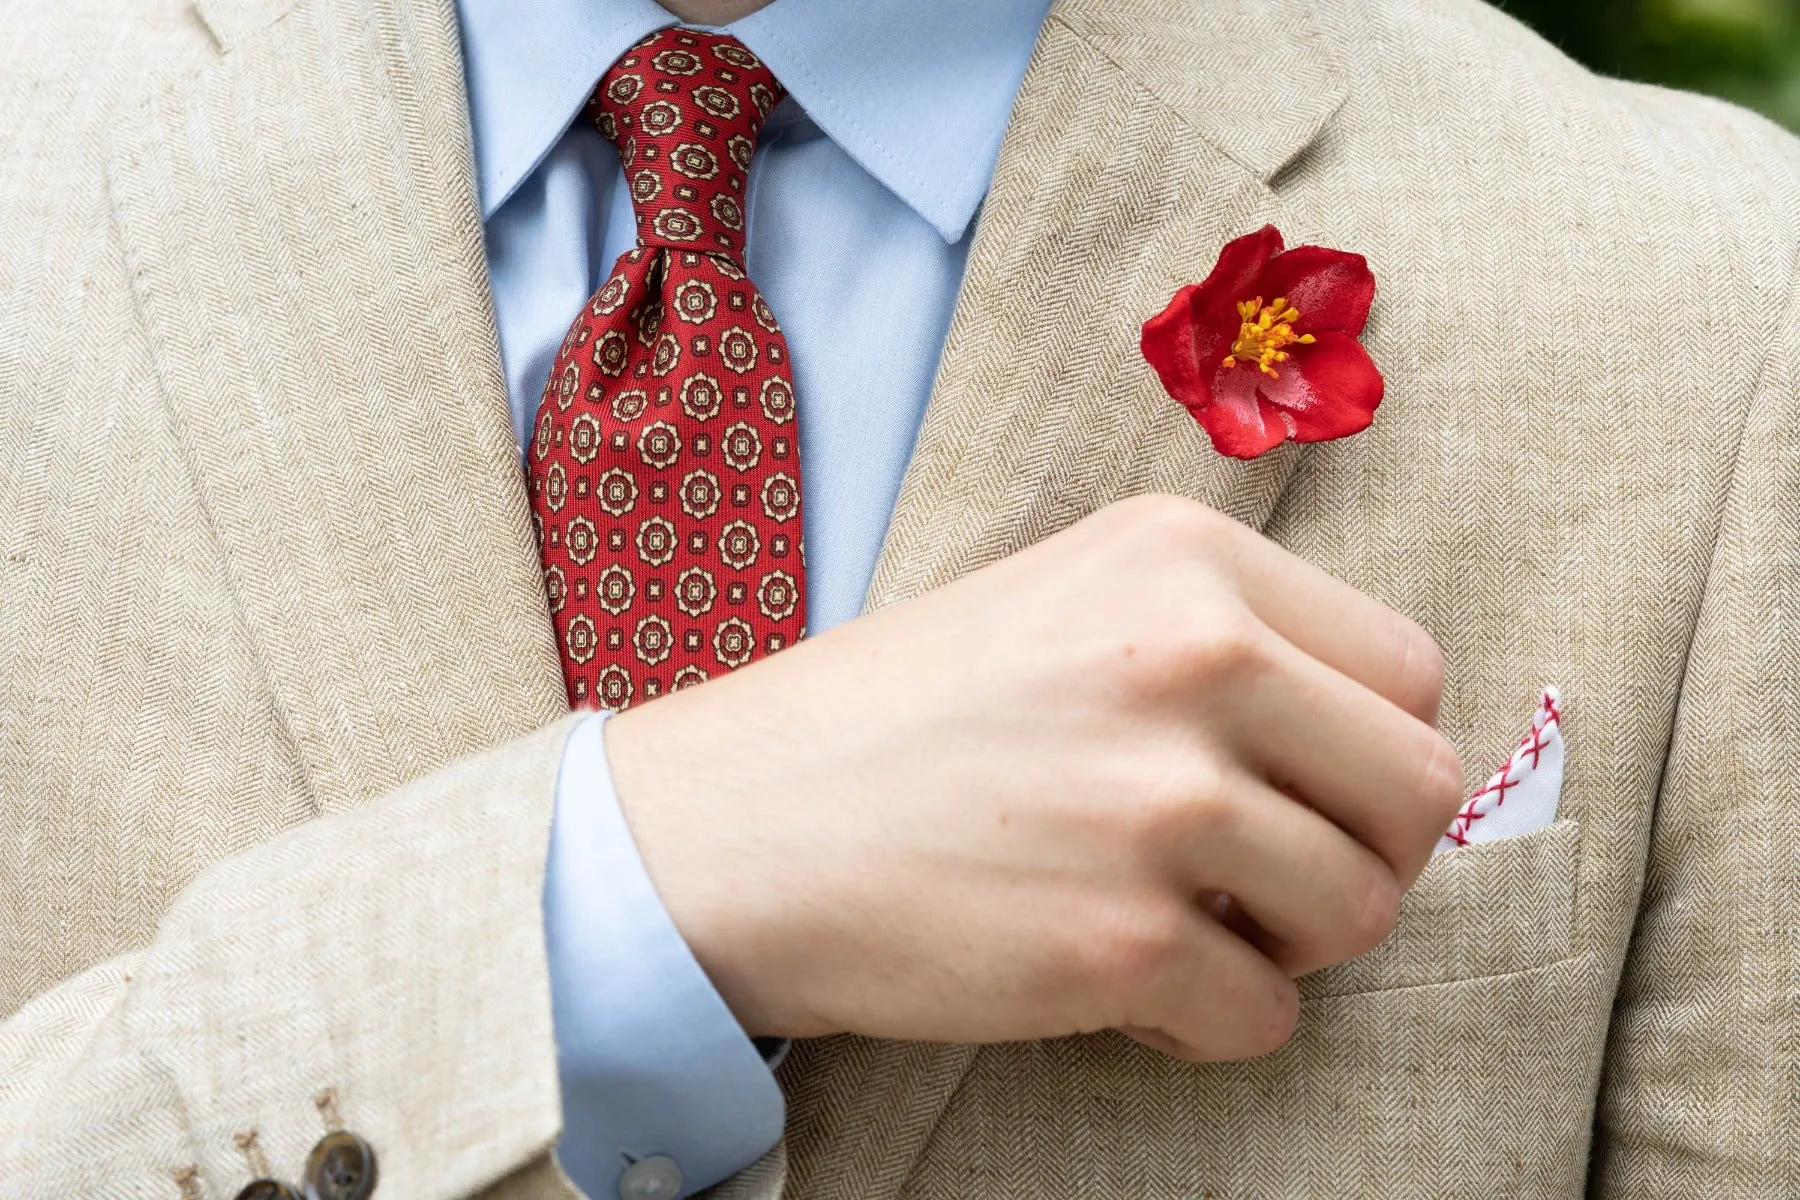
0, 717, 584, 1200
1590, 280, 1800, 1196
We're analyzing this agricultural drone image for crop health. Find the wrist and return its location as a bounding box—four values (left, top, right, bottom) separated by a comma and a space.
604, 687, 827, 1040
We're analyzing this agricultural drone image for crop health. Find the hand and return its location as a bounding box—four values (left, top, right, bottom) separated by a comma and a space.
605, 495, 1461, 1062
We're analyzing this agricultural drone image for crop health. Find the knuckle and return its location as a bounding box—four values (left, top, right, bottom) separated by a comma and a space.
1416, 731, 1465, 825
1110, 595, 1267, 703
1181, 760, 1244, 844
1388, 617, 1447, 721
1113, 757, 1244, 869
1341, 866, 1403, 956
1118, 757, 1241, 860
1113, 492, 1213, 541
1085, 904, 1184, 994
1176, 607, 1271, 685
1244, 979, 1302, 1057
1108, 495, 1238, 568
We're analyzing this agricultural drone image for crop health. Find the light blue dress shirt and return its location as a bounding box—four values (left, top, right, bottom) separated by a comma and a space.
455, 1, 1052, 1195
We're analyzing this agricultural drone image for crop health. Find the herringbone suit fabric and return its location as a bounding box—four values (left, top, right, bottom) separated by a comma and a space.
0, 0, 1796, 1195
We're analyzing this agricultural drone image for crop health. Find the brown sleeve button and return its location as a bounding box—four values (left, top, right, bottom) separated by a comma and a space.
234, 1183, 302, 1200
303, 1131, 379, 1200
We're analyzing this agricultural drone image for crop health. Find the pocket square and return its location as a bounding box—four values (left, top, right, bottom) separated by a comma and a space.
1437, 687, 1563, 853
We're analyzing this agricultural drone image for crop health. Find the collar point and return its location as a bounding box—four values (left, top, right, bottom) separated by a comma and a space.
915, 184, 985, 247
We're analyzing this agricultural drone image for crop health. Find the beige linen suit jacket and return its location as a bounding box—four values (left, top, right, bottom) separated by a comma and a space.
4, 0, 1799, 1194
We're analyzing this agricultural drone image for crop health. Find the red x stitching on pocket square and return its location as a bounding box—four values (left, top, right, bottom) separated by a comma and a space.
1437, 687, 1564, 853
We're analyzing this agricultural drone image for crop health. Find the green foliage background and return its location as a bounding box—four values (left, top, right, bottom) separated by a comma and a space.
1498, 0, 1800, 128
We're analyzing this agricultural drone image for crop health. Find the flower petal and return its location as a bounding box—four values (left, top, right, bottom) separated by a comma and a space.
1140, 285, 1225, 410
1197, 224, 1286, 324
1140, 225, 1286, 412
1258, 244, 1377, 337
1261, 331, 1384, 443
1195, 364, 1289, 459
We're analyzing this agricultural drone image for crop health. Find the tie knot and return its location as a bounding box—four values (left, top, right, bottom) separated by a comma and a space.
590, 29, 785, 258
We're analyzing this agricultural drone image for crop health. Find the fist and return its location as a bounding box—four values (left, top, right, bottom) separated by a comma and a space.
607, 495, 1461, 1062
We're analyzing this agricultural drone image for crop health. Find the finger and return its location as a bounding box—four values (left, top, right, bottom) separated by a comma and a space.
1204, 516, 1445, 724
1173, 769, 1402, 977
1119, 910, 1299, 1063
1225, 634, 1464, 883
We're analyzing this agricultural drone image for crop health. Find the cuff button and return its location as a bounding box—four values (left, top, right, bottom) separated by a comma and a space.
304, 1131, 378, 1200
234, 1183, 302, 1200
619, 1155, 683, 1200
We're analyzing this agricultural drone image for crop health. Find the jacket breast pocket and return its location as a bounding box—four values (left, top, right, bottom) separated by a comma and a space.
1298, 818, 1581, 1000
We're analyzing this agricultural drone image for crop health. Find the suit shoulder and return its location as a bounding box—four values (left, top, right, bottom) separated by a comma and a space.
0, 0, 215, 155
1316, 0, 1800, 242
1058, 0, 1800, 233
1288, 0, 1800, 458
0, 0, 216, 286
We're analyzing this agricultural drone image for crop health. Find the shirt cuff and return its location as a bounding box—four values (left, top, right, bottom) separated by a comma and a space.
544, 712, 785, 1199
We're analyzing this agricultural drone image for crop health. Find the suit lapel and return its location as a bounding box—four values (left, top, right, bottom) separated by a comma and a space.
794, 3, 1349, 1196
867, 0, 1348, 613
109, 0, 565, 812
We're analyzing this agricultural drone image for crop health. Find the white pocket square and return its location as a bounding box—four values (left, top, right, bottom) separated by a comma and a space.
1437, 686, 1563, 853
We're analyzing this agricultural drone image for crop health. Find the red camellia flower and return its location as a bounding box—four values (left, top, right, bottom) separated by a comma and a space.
1141, 225, 1384, 460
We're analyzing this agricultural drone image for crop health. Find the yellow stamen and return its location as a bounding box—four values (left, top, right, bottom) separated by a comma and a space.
1221, 295, 1316, 378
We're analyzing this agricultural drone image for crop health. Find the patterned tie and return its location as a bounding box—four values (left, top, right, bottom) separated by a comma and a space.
529, 29, 804, 711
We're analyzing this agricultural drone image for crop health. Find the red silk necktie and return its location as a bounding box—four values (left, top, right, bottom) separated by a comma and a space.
529, 29, 804, 711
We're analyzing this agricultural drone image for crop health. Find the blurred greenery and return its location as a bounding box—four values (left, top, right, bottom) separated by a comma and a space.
1497, 0, 1800, 129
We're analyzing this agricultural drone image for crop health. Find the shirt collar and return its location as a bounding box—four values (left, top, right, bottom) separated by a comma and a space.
456, 0, 1054, 242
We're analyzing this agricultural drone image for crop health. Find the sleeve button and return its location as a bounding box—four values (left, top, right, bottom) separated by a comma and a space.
303, 1131, 379, 1200
618, 1155, 683, 1200
234, 1183, 302, 1200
